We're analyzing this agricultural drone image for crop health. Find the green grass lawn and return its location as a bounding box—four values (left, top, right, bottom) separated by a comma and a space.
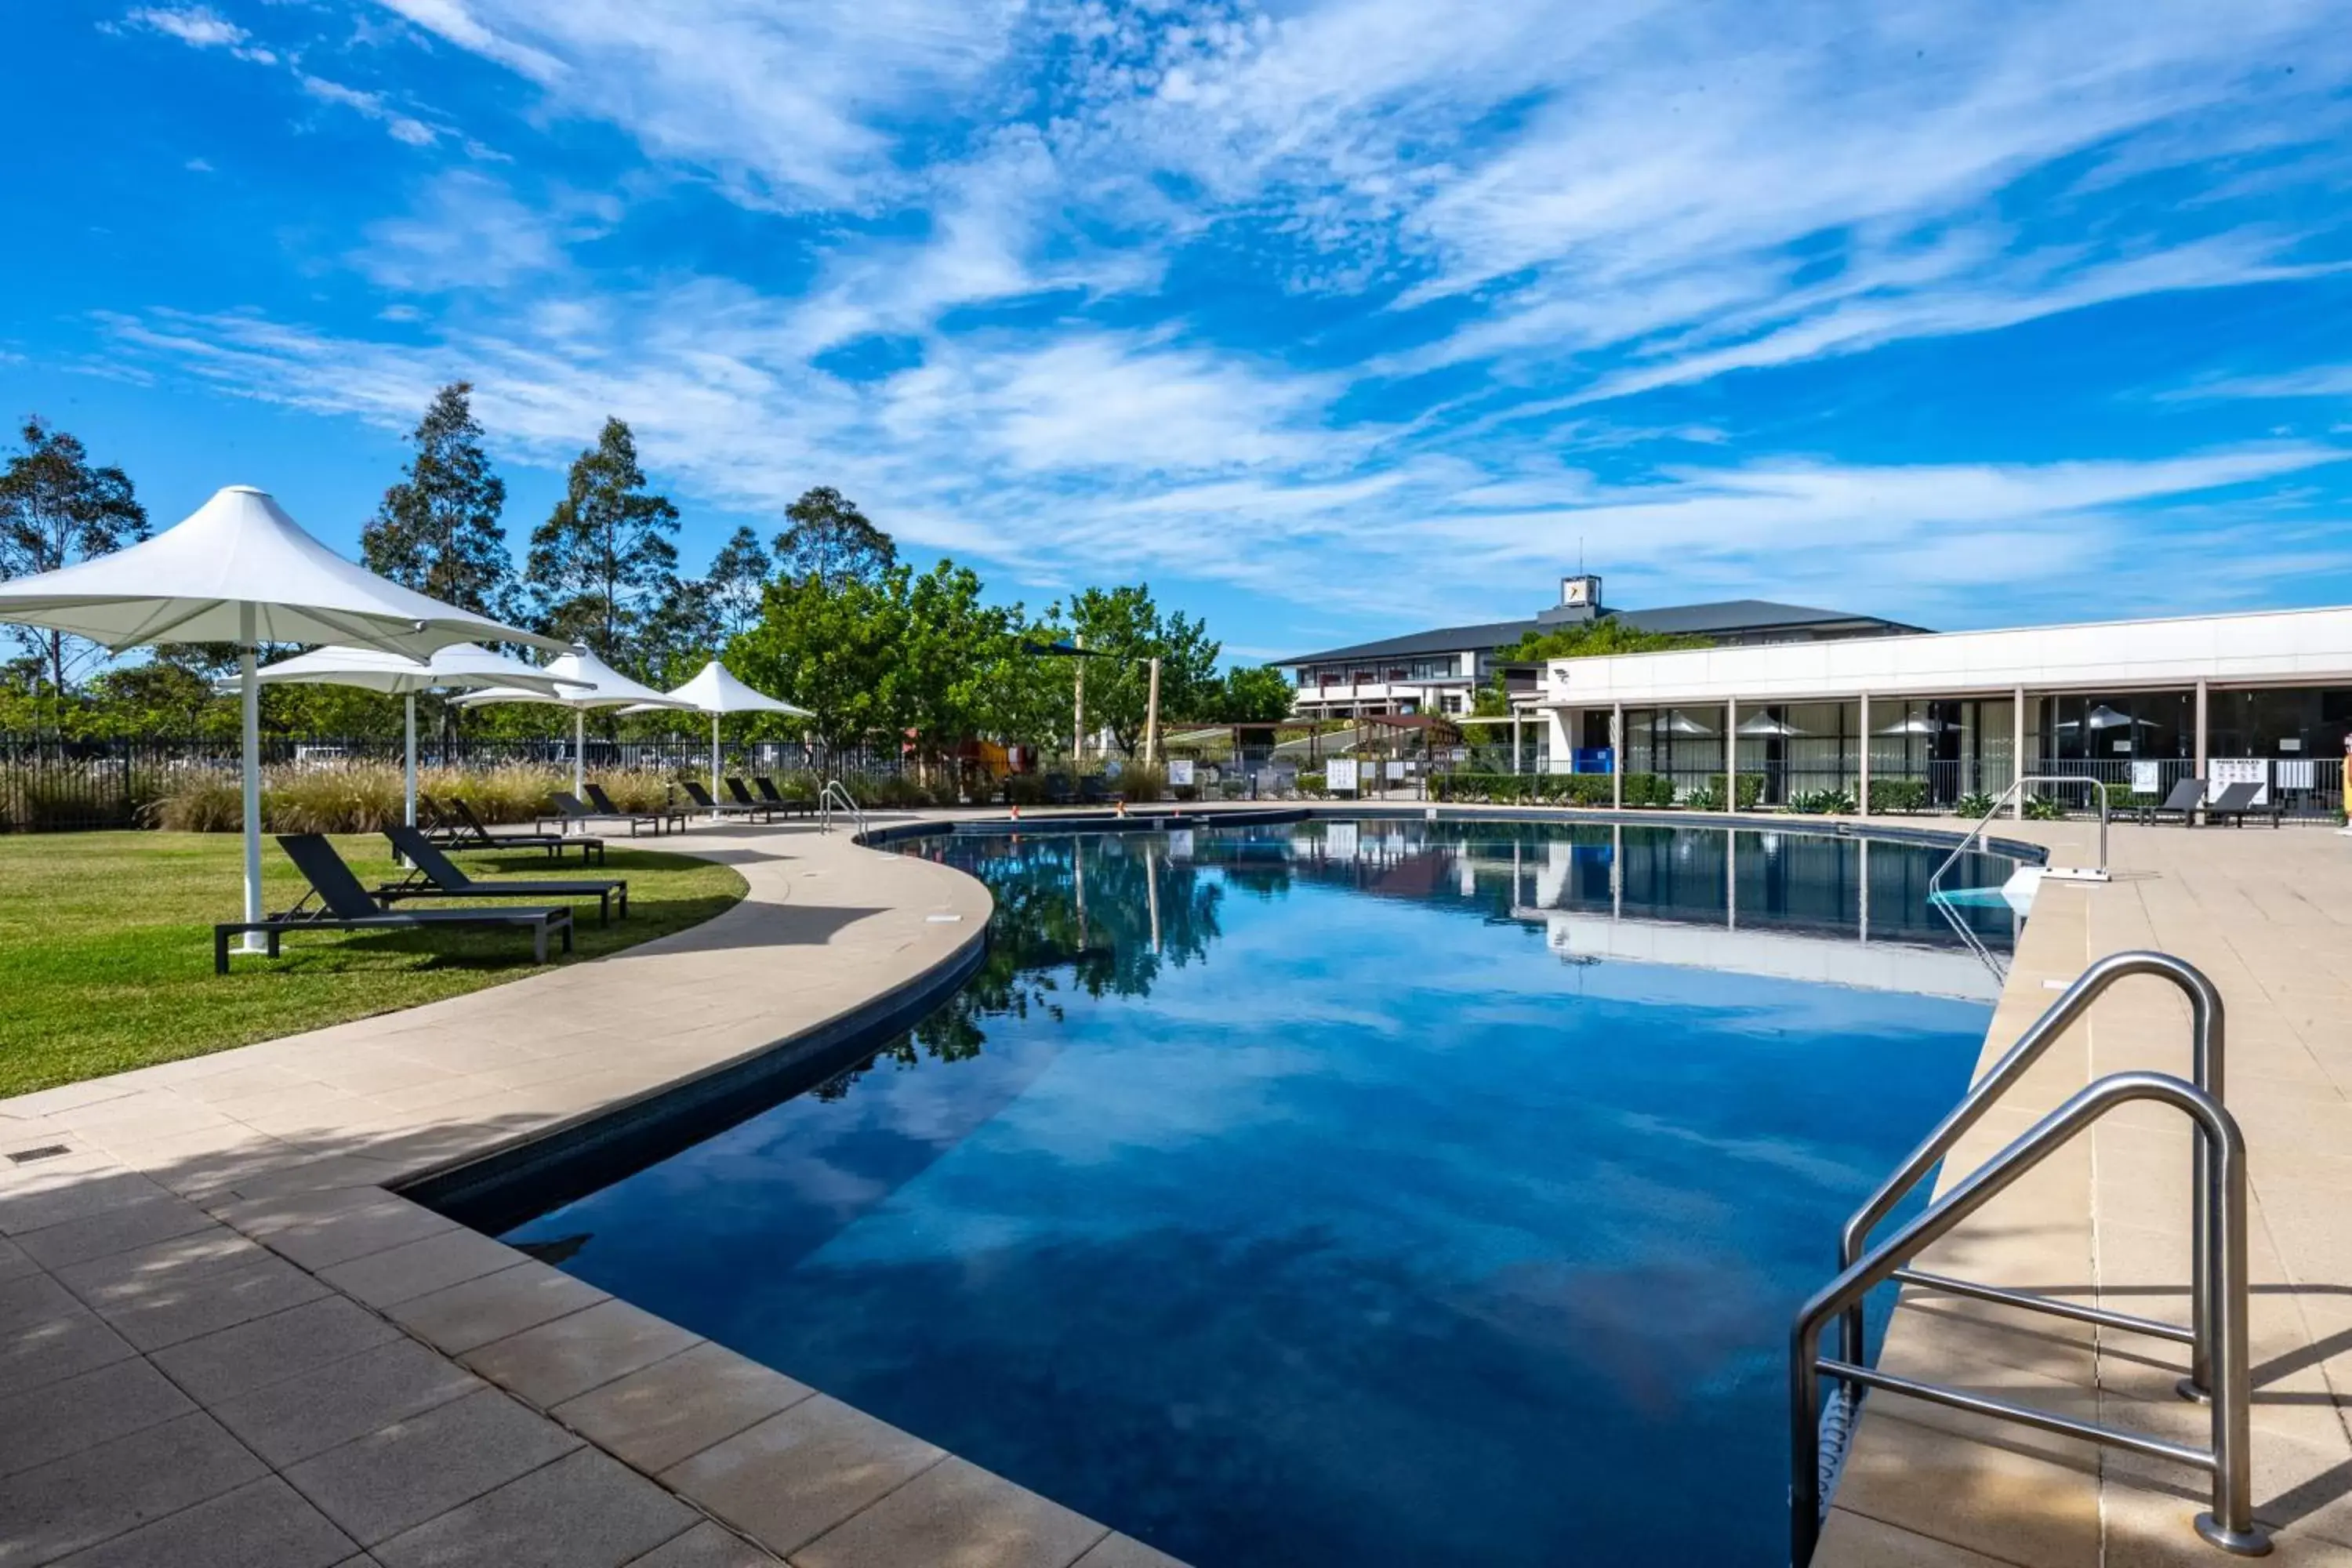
0, 831, 747, 1097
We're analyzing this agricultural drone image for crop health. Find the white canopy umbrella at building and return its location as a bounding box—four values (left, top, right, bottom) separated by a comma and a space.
0, 485, 564, 952
237, 644, 586, 829
457, 646, 693, 796
619, 659, 809, 812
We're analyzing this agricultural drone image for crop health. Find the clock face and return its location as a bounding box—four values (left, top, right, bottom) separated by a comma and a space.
1562, 577, 1590, 604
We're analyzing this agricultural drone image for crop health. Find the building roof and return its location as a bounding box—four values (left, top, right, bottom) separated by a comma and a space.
1276, 600, 1923, 667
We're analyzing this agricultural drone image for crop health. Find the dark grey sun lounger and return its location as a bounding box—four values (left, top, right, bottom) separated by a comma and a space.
215, 834, 575, 973
426, 794, 606, 864
380, 826, 627, 924
587, 783, 687, 835
543, 789, 680, 837
750, 777, 818, 818
2136, 775, 2205, 826
682, 779, 769, 820
2202, 780, 2282, 828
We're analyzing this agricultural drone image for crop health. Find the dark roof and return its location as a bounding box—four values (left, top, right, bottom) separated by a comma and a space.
1276, 600, 1924, 666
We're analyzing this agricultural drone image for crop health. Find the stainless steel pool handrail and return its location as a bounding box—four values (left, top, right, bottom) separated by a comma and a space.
1794, 1070, 2265, 1566
817, 779, 868, 837
1838, 951, 2225, 1398
1928, 775, 2111, 898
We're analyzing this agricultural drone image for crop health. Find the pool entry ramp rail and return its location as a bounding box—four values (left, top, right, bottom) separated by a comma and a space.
1926, 775, 2112, 978
817, 779, 869, 837
1789, 952, 2267, 1564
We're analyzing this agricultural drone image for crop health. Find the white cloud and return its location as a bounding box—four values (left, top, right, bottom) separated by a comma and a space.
297, 72, 439, 147
357, 170, 571, 291
122, 4, 276, 61
2176, 365, 2352, 401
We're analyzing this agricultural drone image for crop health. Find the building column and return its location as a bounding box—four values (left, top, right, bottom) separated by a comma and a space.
2194, 679, 2209, 782
1857, 692, 1871, 818
1726, 697, 1738, 811
1512, 707, 1523, 775
1611, 703, 1624, 809
2012, 684, 2027, 822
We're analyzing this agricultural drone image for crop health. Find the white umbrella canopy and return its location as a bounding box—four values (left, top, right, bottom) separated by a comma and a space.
243, 644, 587, 829
459, 646, 694, 796
0, 485, 561, 955
618, 659, 808, 810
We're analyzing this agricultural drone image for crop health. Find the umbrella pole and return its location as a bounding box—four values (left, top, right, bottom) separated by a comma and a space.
574, 709, 586, 797
238, 607, 266, 954
710, 713, 720, 819
404, 693, 418, 829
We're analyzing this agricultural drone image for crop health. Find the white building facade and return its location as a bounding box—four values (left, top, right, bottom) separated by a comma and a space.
1535, 604, 2352, 817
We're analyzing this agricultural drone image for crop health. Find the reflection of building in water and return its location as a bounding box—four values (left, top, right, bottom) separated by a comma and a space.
1259, 820, 2017, 1000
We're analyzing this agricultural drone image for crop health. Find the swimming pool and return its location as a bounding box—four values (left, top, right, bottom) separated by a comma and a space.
499, 818, 2019, 1565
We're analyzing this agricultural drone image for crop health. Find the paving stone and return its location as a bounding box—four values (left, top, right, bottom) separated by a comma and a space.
48, 1475, 358, 1568
371, 1446, 695, 1568
210, 1337, 481, 1468
283, 1387, 582, 1547
0, 1171, 169, 1238
52, 1225, 263, 1305
320, 1228, 526, 1308
82, 1250, 332, 1353
0, 1236, 33, 1283
620, 1522, 783, 1567
793, 1457, 1107, 1568
0, 1269, 83, 1334
12, 1193, 217, 1272
1811, 1508, 2017, 1566
0, 1411, 266, 1565
0, 1305, 139, 1400
1069, 1537, 1188, 1568
551, 1341, 811, 1475
227, 1192, 457, 1272
0, 1357, 195, 1480
151, 1294, 403, 1406
462, 1298, 700, 1410
659, 1396, 943, 1558
383, 1261, 607, 1357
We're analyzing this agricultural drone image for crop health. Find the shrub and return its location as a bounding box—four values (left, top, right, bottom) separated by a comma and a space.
1788, 787, 1858, 815
142, 768, 245, 832
1296, 770, 1328, 798
1623, 771, 1674, 808
1867, 776, 1929, 814
2101, 780, 2142, 808
2024, 793, 2067, 822
1682, 782, 1725, 811
136, 760, 686, 833
1953, 790, 1997, 819
1117, 761, 1167, 803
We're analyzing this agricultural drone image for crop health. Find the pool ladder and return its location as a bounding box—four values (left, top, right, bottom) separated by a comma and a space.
1926, 775, 2114, 981
1789, 953, 2267, 1564
817, 779, 868, 838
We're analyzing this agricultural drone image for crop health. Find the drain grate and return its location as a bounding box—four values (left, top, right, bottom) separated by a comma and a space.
5, 1145, 71, 1164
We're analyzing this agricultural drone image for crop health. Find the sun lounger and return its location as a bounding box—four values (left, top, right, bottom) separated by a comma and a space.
543, 789, 677, 837
750, 777, 818, 818
428, 795, 606, 863
216, 834, 575, 973
379, 826, 626, 924
586, 782, 686, 834
2202, 780, 2281, 828
2136, 775, 2205, 826
682, 779, 770, 820
1079, 775, 1124, 806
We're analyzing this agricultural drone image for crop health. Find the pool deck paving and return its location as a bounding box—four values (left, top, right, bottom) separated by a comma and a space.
0, 804, 2347, 1566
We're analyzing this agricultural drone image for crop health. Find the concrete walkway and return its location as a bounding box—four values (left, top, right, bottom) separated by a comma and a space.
1817, 819, 2352, 1567
0, 818, 1173, 1568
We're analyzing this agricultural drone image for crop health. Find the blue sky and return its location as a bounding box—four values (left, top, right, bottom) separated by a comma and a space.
5, 1, 2350, 662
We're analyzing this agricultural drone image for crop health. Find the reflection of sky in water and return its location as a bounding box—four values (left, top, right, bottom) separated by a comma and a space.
506, 826, 1991, 1567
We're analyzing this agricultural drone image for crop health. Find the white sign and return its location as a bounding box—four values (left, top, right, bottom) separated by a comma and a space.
1385, 759, 1406, 781
1327, 758, 1359, 793
2130, 760, 2161, 795
1168, 759, 1195, 787
2212, 757, 2270, 804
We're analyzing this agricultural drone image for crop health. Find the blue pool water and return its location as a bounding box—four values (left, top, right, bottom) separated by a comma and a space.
501, 819, 2016, 1565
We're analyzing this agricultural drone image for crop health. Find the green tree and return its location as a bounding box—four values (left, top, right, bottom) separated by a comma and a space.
731, 570, 909, 765
1204, 664, 1294, 724
360, 383, 514, 618
705, 525, 771, 641
1065, 584, 1221, 756
772, 486, 895, 588
526, 418, 681, 666
900, 561, 1024, 771
0, 417, 149, 698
